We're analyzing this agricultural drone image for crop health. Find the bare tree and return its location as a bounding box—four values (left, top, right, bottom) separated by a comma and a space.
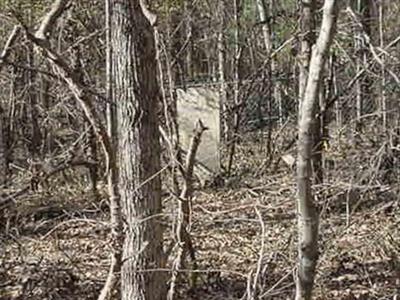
217, 0, 228, 142
0, 26, 20, 185
298, 0, 316, 109
298, 0, 325, 185
296, 0, 341, 299
255, 0, 282, 160
184, 0, 194, 80
227, 0, 243, 175
109, 0, 166, 299
14, 1, 123, 299
378, 0, 387, 129
0, 34, 12, 184
352, 0, 373, 132
0, 103, 6, 186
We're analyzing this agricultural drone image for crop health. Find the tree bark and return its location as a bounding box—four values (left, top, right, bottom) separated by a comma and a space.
355, 0, 372, 131
217, 0, 228, 142
227, 0, 243, 175
0, 104, 6, 185
26, 8, 42, 161
0, 26, 21, 185
298, 0, 324, 185
255, 0, 281, 158
110, 1, 166, 299
378, 0, 386, 129
298, 0, 316, 109
184, 0, 193, 80
296, 1, 341, 299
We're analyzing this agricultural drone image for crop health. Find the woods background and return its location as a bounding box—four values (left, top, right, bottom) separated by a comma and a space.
0, 0, 399, 299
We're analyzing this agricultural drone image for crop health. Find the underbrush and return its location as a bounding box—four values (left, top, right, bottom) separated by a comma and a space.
1, 127, 399, 299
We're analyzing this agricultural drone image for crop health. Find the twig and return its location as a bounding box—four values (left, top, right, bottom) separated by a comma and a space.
35, 0, 70, 41
168, 119, 207, 299
245, 206, 267, 300
0, 25, 21, 73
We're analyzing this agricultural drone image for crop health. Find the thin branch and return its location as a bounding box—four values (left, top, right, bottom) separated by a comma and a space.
35, 0, 71, 41
139, 0, 157, 26
0, 26, 21, 73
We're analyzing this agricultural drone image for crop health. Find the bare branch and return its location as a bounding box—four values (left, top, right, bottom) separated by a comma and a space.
139, 0, 157, 26
183, 119, 208, 187
0, 26, 21, 73
35, 0, 70, 41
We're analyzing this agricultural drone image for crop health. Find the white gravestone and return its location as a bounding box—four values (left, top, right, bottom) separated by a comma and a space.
176, 87, 220, 175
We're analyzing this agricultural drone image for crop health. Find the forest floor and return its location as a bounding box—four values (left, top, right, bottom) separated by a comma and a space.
1, 130, 400, 299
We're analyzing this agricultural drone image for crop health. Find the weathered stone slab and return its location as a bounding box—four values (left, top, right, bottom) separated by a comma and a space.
176, 87, 220, 174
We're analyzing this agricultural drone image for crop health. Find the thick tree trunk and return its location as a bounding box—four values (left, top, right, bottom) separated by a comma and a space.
296, 1, 340, 299
110, 1, 165, 299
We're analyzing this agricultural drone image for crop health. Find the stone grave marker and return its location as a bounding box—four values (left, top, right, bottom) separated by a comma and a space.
176, 87, 220, 176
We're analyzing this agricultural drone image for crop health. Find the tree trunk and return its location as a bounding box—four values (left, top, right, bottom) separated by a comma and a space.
255, 0, 280, 158
0, 104, 6, 185
110, 1, 166, 299
27, 7, 42, 162
298, 0, 324, 185
184, 0, 194, 80
298, 0, 316, 109
26, 46, 42, 161
378, 1, 386, 129
296, 1, 340, 299
217, 0, 229, 142
0, 26, 21, 185
227, 0, 243, 175
352, 0, 372, 132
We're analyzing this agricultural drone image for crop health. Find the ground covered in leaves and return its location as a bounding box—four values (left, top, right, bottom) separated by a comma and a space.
1, 129, 400, 299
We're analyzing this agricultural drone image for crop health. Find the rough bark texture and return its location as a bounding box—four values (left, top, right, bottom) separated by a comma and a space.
110, 1, 165, 299
296, 1, 340, 299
